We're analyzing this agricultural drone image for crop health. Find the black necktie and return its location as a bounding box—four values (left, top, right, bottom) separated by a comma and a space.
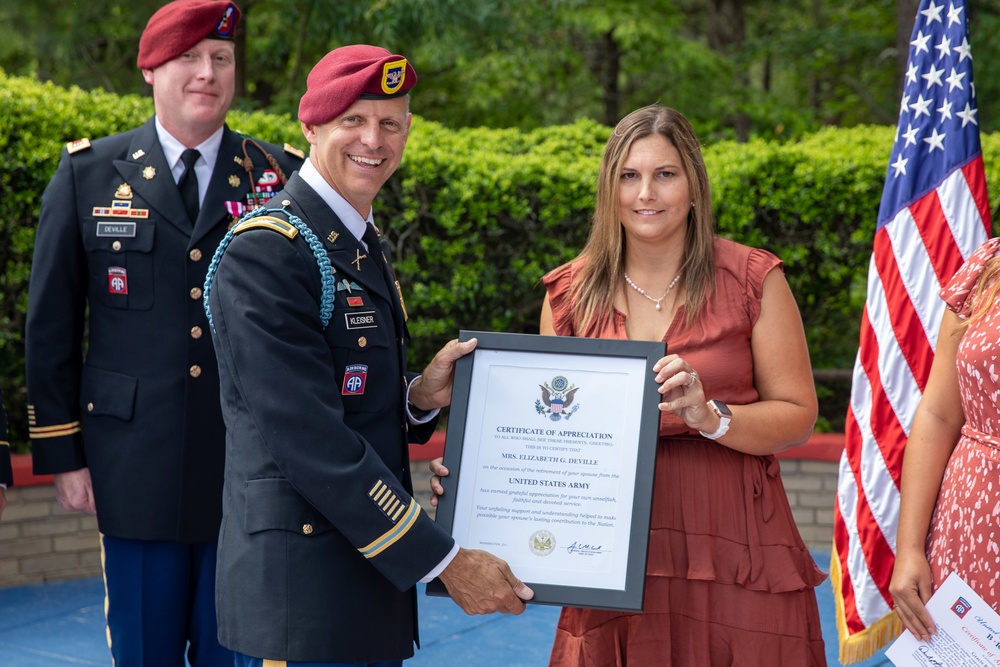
363, 224, 406, 327
362, 224, 393, 292
178, 148, 201, 223
362, 224, 385, 271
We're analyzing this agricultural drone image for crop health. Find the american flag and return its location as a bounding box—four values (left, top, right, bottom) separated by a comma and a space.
832, 0, 991, 662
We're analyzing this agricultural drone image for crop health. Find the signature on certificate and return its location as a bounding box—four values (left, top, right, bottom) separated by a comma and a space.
566, 541, 606, 556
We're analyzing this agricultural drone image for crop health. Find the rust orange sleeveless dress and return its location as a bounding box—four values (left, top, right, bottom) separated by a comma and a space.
543, 238, 827, 667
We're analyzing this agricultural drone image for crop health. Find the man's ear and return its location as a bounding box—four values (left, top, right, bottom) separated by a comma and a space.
301, 122, 318, 146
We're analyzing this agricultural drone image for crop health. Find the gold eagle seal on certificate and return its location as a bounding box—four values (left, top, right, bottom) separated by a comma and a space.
529, 530, 556, 557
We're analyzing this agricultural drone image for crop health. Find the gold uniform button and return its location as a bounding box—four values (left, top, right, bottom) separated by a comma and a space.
189, 365, 202, 378
190, 326, 203, 339
189, 248, 203, 262
302, 524, 314, 535
112, 240, 122, 252
190, 287, 203, 300
86, 402, 94, 412
282, 199, 291, 206
358, 336, 367, 348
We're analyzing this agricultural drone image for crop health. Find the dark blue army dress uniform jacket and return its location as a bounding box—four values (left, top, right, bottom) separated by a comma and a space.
207, 174, 455, 662
25, 118, 303, 543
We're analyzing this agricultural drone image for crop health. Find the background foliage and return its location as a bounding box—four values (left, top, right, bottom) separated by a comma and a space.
7, 1, 1000, 139
3, 72, 999, 450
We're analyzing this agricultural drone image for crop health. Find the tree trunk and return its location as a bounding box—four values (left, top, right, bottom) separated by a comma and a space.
600, 29, 621, 126
897, 0, 920, 100
808, 0, 821, 114
233, 0, 256, 101
704, 0, 751, 139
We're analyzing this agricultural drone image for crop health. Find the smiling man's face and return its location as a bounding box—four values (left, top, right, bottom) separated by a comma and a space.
301, 97, 411, 218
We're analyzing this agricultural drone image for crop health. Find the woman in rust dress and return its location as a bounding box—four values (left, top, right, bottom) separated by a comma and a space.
539, 105, 827, 666
891, 237, 1000, 641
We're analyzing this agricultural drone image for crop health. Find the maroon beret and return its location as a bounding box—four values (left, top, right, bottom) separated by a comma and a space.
137, 0, 241, 70
298, 45, 418, 126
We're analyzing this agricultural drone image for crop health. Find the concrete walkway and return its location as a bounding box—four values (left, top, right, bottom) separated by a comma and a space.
0, 551, 891, 666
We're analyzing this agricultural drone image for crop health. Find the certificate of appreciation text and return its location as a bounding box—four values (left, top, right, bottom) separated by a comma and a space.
429, 331, 663, 611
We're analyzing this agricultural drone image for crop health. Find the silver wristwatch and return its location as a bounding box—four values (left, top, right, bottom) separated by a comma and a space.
699, 400, 732, 440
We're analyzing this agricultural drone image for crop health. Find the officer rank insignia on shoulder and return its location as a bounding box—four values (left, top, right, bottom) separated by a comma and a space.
66, 138, 92, 154
283, 143, 305, 159
231, 215, 299, 239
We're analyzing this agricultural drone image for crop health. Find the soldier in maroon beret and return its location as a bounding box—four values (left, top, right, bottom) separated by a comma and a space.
206, 45, 534, 666
25, 1, 303, 665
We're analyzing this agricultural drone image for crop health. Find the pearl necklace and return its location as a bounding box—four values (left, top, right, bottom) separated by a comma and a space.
624, 272, 682, 311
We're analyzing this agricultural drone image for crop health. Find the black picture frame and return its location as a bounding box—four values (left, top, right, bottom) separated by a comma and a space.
427, 330, 665, 612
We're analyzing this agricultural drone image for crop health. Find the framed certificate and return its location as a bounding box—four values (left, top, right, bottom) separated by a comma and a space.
427, 330, 665, 612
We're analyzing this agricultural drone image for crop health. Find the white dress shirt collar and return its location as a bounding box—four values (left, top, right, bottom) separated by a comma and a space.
298, 157, 375, 248
154, 118, 224, 205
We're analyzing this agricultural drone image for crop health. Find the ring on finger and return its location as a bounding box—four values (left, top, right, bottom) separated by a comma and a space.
686, 371, 698, 388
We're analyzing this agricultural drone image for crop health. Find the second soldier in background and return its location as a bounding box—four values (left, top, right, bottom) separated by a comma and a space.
24, 1, 303, 664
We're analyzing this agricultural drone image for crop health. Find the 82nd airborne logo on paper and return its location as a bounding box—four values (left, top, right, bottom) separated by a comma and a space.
952, 596, 971, 619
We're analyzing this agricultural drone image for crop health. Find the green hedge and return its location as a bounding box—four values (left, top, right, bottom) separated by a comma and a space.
2, 71, 998, 449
